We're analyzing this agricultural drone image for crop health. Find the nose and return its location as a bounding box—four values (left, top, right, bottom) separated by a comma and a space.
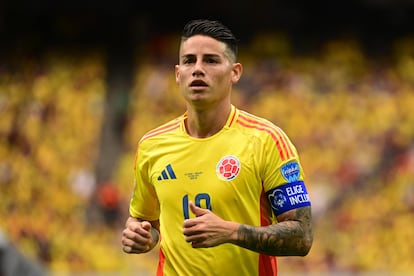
192, 70, 204, 77
192, 60, 205, 77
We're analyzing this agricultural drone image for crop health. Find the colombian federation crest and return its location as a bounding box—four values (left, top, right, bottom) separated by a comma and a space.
216, 155, 241, 181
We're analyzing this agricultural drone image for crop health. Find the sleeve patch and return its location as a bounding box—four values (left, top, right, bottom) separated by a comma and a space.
281, 161, 300, 183
266, 181, 311, 216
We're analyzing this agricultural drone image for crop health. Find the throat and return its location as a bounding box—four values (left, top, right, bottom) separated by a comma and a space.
185, 112, 229, 138
184, 103, 232, 138
186, 120, 224, 138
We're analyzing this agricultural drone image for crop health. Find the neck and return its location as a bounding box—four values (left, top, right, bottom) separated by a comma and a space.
185, 101, 231, 138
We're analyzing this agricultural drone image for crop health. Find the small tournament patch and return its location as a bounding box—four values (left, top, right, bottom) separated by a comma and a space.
266, 181, 311, 216
281, 161, 300, 183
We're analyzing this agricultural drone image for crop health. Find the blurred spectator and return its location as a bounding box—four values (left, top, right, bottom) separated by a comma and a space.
0, 229, 47, 276
68, 168, 96, 201
96, 181, 122, 227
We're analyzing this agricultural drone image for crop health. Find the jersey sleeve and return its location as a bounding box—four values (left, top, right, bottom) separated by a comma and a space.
129, 141, 160, 221
261, 128, 311, 216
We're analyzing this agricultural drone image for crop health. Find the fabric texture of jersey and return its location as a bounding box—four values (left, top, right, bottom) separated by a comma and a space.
130, 105, 308, 276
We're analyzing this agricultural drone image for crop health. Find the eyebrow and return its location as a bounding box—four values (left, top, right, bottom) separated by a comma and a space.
181, 53, 222, 59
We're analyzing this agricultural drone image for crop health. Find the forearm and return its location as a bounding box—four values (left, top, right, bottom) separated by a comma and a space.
231, 207, 313, 256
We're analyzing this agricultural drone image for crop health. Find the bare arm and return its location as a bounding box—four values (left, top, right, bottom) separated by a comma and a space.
183, 203, 313, 256
234, 206, 313, 256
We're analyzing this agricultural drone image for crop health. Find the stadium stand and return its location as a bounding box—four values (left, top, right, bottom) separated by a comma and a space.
1, 34, 414, 275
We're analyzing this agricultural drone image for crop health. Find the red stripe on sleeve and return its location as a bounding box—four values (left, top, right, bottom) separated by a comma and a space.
237, 113, 295, 161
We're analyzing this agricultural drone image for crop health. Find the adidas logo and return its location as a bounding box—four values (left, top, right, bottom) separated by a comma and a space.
157, 164, 177, 180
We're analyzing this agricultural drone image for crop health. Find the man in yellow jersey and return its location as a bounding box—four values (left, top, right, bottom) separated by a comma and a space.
121, 19, 313, 275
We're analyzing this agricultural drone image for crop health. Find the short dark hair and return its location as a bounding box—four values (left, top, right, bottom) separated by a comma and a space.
181, 19, 239, 61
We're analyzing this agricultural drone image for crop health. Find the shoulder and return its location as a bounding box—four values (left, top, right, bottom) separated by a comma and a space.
139, 114, 185, 145
235, 109, 286, 138
235, 108, 297, 160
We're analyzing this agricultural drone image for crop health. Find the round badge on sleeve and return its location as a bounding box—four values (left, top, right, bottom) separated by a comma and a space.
216, 155, 241, 181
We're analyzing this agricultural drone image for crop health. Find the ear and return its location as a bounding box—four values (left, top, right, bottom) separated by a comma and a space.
175, 64, 180, 84
231, 63, 243, 84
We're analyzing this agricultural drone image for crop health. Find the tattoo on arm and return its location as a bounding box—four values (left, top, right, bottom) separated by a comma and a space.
235, 206, 313, 256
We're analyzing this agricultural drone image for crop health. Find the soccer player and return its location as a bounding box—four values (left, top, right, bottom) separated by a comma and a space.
121, 19, 313, 275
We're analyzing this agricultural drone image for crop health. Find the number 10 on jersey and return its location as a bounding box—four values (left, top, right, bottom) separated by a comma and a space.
182, 193, 212, 219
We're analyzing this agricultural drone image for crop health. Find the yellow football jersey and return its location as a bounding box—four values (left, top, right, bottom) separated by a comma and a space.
130, 105, 311, 276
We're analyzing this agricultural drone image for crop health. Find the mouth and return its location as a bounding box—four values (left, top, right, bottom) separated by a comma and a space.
190, 80, 208, 89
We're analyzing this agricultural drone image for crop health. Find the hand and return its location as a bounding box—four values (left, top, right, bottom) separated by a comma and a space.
182, 201, 238, 248
121, 217, 156, 254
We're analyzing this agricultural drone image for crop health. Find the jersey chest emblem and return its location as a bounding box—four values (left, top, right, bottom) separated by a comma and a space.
216, 155, 241, 181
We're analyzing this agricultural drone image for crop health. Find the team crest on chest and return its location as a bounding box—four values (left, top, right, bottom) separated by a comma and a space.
216, 155, 241, 181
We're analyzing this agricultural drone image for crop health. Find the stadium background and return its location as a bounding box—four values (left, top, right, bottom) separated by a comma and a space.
1, 0, 414, 275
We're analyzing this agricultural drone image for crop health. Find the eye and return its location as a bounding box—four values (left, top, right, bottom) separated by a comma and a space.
205, 58, 219, 64
183, 56, 196, 64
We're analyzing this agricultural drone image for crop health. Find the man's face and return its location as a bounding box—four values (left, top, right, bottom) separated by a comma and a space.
175, 35, 242, 108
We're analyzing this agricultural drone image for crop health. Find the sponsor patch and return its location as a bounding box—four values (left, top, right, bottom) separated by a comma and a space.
216, 155, 241, 181
281, 161, 300, 183
266, 181, 311, 216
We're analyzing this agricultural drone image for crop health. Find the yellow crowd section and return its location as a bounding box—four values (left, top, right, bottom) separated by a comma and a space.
1, 34, 414, 275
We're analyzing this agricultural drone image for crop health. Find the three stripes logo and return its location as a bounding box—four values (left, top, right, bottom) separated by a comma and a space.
157, 164, 177, 180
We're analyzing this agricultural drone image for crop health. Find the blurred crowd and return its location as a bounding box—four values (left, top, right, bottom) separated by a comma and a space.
1, 33, 414, 274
